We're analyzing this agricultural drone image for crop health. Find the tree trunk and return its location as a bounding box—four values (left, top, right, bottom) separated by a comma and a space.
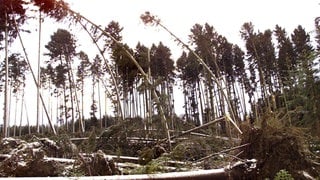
68, 73, 75, 133
98, 80, 102, 128
36, 10, 42, 134
19, 91, 24, 136
198, 80, 204, 125
81, 80, 85, 130
63, 84, 69, 131
3, 11, 9, 137
13, 96, 18, 137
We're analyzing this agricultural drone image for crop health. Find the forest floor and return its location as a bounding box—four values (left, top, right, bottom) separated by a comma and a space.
0, 118, 319, 179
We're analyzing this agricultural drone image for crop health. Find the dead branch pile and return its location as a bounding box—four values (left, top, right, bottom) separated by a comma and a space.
0, 137, 64, 176
0, 137, 120, 177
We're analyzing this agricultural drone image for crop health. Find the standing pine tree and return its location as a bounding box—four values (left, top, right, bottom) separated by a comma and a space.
150, 42, 175, 125
289, 25, 317, 125
45, 28, 77, 132
176, 51, 202, 125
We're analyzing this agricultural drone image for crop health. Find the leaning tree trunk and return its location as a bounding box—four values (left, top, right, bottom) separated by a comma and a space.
12, 12, 56, 135
78, 20, 124, 123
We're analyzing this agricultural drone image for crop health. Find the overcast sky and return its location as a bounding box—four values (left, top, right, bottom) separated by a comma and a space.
1, 0, 320, 127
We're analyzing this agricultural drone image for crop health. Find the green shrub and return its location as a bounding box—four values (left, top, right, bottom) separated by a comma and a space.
274, 169, 294, 180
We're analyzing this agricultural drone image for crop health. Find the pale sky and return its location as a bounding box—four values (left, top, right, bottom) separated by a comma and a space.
1, 0, 320, 127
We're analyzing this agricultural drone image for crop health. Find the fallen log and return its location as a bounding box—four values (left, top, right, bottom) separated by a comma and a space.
80, 168, 227, 180
1, 159, 256, 179
0, 169, 226, 180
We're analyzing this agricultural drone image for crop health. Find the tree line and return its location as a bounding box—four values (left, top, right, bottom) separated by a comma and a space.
0, 0, 320, 137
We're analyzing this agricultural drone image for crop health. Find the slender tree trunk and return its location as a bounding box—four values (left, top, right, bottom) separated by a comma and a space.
48, 81, 53, 129
98, 80, 102, 128
202, 80, 210, 122
134, 88, 138, 118
68, 75, 75, 133
92, 76, 96, 119
191, 82, 200, 125
3, 11, 9, 137
240, 79, 247, 117
183, 83, 188, 122
122, 85, 127, 118
207, 76, 216, 119
129, 89, 132, 118
234, 81, 243, 121
64, 48, 79, 133
134, 87, 138, 119
63, 84, 68, 131
7, 88, 13, 136
36, 10, 42, 133
142, 87, 146, 127
56, 93, 60, 126
72, 78, 84, 132
136, 85, 141, 118
144, 86, 149, 136
104, 90, 108, 128
81, 81, 85, 130
147, 49, 152, 135
19, 90, 24, 136
167, 83, 174, 129
23, 97, 31, 135
13, 96, 18, 137
198, 80, 204, 125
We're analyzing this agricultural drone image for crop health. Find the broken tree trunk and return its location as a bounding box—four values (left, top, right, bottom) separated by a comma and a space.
195, 143, 250, 162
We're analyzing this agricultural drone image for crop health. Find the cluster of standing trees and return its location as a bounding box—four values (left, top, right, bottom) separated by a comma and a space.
1, 0, 320, 137
177, 22, 320, 128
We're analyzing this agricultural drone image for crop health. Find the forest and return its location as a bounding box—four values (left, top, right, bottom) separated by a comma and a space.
0, 0, 320, 179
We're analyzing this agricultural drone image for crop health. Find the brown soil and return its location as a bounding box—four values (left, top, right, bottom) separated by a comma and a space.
240, 123, 320, 179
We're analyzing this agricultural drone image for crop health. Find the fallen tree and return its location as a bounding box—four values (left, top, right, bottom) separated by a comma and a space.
240, 119, 320, 179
